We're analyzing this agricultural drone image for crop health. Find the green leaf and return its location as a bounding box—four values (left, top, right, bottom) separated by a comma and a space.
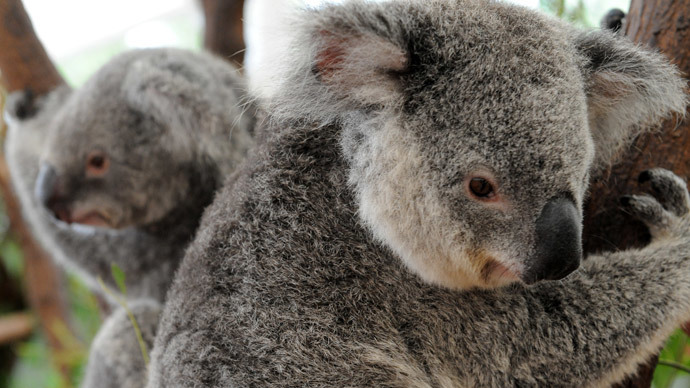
111, 263, 127, 296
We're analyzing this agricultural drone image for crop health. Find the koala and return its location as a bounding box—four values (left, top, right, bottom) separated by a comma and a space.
4, 48, 254, 303
3, 48, 255, 388
147, 1, 688, 387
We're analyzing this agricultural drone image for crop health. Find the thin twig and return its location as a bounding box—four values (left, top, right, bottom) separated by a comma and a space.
658, 360, 690, 375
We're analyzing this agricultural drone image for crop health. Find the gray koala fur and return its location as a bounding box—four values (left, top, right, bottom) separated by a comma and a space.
3, 48, 254, 388
148, 1, 688, 387
4, 47, 254, 303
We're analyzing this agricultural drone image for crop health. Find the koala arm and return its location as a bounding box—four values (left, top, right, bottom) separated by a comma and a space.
80, 300, 160, 388
484, 247, 690, 387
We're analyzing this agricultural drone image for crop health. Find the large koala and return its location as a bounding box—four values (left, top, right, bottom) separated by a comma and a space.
148, 1, 688, 387
3, 48, 254, 387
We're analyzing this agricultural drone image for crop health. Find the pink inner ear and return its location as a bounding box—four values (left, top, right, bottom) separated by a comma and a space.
315, 30, 408, 80
315, 31, 348, 77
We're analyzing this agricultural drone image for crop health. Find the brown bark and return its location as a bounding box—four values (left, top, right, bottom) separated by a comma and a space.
200, 0, 246, 67
582, 1, 690, 387
0, 0, 63, 93
0, 313, 34, 346
0, 0, 72, 379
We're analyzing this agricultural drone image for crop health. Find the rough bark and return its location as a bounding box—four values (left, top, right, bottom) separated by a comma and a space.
0, 0, 63, 94
0, 0, 73, 379
582, 1, 690, 387
200, 0, 246, 67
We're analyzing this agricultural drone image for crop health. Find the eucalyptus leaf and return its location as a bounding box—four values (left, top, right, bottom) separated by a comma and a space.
111, 263, 127, 296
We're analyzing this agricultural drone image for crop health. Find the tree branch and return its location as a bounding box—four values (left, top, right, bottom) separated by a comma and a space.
200, 0, 246, 67
0, 0, 72, 379
0, 0, 63, 93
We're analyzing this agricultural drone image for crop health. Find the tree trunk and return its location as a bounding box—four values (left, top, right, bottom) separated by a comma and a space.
0, 0, 73, 380
582, 1, 690, 387
200, 0, 246, 67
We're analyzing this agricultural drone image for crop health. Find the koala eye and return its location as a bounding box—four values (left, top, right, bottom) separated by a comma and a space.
86, 151, 110, 177
468, 177, 495, 199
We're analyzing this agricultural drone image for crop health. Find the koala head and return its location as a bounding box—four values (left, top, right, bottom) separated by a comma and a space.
5, 50, 222, 231
260, 0, 687, 289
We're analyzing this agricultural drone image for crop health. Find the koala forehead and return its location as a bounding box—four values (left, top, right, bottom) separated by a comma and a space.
398, 1, 593, 200
44, 67, 164, 164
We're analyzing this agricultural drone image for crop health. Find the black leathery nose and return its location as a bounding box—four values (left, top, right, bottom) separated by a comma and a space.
525, 196, 582, 284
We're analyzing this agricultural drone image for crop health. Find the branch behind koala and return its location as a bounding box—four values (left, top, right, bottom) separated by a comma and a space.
0, 0, 75, 379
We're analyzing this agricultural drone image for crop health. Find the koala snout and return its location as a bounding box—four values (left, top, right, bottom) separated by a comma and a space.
34, 163, 71, 223
523, 197, 582, 284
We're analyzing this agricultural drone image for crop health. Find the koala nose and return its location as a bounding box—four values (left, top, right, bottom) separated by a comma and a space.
523, 197, 582, 284
35, 163, 71, 223
35, 163, 58, 206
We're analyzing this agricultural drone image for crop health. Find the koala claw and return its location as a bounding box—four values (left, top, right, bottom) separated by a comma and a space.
621, 194, 671, 229
638, 168, 690, 216
622, 168, 690, 239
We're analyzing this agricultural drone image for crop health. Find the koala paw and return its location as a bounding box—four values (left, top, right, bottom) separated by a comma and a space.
621, 168, 690, 241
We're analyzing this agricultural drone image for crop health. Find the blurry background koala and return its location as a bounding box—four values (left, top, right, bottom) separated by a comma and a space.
4, 48, 254, 304
0, 0, 686, 388
4, 47, 254, 388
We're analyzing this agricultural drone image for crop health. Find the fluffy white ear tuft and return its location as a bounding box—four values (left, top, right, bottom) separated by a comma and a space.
256, 3, 410, 124
577, 31, 688, 170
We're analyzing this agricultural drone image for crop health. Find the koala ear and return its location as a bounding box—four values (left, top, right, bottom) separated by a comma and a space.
122, 58, 217, 139
576, 31, 687, 170
313, 29, 408, 105
3, 85, 72, 127
259, 4, 409, 123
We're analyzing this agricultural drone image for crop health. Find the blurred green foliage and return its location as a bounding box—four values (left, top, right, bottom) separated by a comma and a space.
655, 330, 690, 388
540, 0, 589, 26
0, 243, 101, 388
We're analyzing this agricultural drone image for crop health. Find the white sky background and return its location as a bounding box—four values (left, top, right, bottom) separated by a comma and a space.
23, 0, 203, 61
23, 0, 606, 61
22, 0, 627, 79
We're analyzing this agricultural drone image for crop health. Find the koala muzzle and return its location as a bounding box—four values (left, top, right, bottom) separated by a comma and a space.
523, 197, 582, 284
35, 163, 71, 223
